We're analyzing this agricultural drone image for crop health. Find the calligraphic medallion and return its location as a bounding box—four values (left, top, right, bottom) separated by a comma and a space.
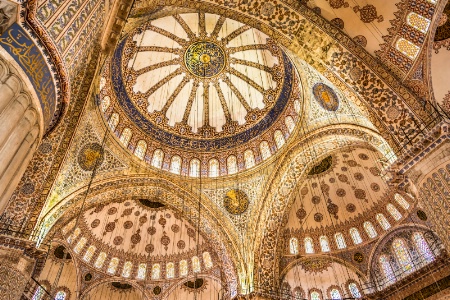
77, 143, 104, 171
184, 41, 226, 78
224, 189, 249, 215
313, 83, 339, 111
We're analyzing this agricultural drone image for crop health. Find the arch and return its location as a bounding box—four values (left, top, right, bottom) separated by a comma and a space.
166, 262, 175, 278
120, 128, 132, 147
151, 263, 161, 279
394, 193, 410, 209
101, 96, 110, 112
290, 237, 299, 255
406, 12, 430, 34
285, 116, 295, 133
260, 141, 271, 160
309, 289, 322, 300
122, 261, 133, 278
54, 291, 66, 300
319, 236, 330, 252
151, 149, 164, 168
334, 233, 346, 249
179, 259, 188, 276
170, 155, 182, 174
412, 232, 434, 263
192, 256, 201, 272
190, 159, 201, 177
304, 237, 314, 254
379, 255, 395, 284
346, 280, 363, 299
82, 245, 96, 262
349, 228, 362, 245
392, 238, 413, 273
94, 252, 107, 268
387, 203, 402, 221
329, 287, 342, 300
79, 278, 148, 300
209, 159, 219, 177
107, 257, 119, 274
376, 213, 391, 230
244, 149, 255, 169
134, 140, 147, 160
395, 38, 420, 60
203, 252, 213, 269
364, 221, 378, 239
227, 155, 238, 174
108, 113, 119, 131
136, 263, 147, 280
274, 130, 285, 149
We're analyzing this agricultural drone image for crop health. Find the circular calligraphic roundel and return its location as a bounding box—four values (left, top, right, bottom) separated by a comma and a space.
224, 189, 249, 215
313, 83, 339, 111
77, 143, 104, 171
185, 41, 226, 78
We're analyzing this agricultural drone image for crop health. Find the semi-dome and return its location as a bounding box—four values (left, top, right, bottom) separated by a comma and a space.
99, 13, 302, 177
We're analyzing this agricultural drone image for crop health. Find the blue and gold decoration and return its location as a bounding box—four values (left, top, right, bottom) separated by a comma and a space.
313, 83, 339, 112
0, 23, 57, 128
184, 41, 226, 78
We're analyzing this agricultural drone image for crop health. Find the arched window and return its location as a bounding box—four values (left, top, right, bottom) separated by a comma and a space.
108, 113, 119, 131
395, 38, 420, 60
310, 291, 321, 300
320, 236, 330, 252
101, 96, 110, 112
290, 237, 299, 255
376, 213, 391, 230
94, 252, 107, 268
304, 237, 314, 254
244, 149, 255, 169
203, 252, 213, 269
83, 245, 96, 262
122, 261, 132, 278
209, 159, 219, 177
136, 263, 147, 280
151, 264, 161, 279
227, 155, 238, 174
379, 255, 395, 284
274, 130, 285, 149
348, 282, 362, 298
407, 12, 430, 33
294, 100, 301, 114
151, 149, 164, 168
32, 286, 45, 300
120, 128, 132, 147
293, 288, 304, 300
61, 219, 76, 235
192, 256, 201, 272
54, 291, 66, 300
363, 221, 378, 238
427, 0, 436, 3
330, 289, 342, 300
392, 239, 413, 273
170, 156, 182, 174
190, 159, 200, 177
67, 228, 81, 244
412, 232, 434, 263
335, 232, 347, 249
260, 141, 271, 160
350, 228, 363, 245
387, 204, 402, 221
74, 237, 87, 253
134, 140, 147, 160
107, 257, 119, 274
285, 116, 295, 133
394, 193, 410, 209
166, 262, 175, 278
179, 260, 188, 276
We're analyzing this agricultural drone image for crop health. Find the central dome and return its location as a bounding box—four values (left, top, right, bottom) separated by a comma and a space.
184, 41, 226, 77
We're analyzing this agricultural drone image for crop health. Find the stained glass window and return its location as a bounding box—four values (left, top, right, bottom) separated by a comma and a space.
192, 256, 201, 272
108, 113, 119, 131
227, 155, 238, 174
244, 149, 255, 169
320, 236, 330, 252
151, 264, 161, 279
293, 288, 304, 300
350, 228, 363, 245
407, 12, 431, 33
285, 116, 295, 133
136, 263, 147, 280
335, 233, 347, 249
55, 291, 66, 300
166, 262, 175, 278
67, 227, 81, 243
294, 100, 301, 114
413, 232, 434, 263
376, 213, 391, 230
209, 159, 219, 177
32, 287, 45, 300
330, 289, 342, 300
134, 140, 147, 160
260, 141, 271, 160
311, 291, 321, 300
274, 130, 285, 149
120, 128, 132, 147
83, 245, 96, 262
180, 260, 188, 276
94, 252, 107, 268
121, 261, 132, 278
364, 221, 378, 238
393, 239, 413, 273
387, 204, 402, 221
290, 237, 299, 255
151, 149, 164, 168
190, 159, 201, 177
74, 237, 87, 254
395, 38, 420, 60
107, 257, 119, 274
170, 156, 182, 174
394, 194, 410, 209
348, 283, 362, 298
304, 237, 314, 254
101, 96, 110, 112
203, 252, 213, 269
379, 255, 395, 284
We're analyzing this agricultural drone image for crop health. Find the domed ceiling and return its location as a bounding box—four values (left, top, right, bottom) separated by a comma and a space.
99, 12, 302, 176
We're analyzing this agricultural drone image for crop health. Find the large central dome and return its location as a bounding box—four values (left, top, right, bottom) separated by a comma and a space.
99, 13, 302, 176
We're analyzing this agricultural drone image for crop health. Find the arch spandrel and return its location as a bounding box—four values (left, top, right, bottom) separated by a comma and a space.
36, 176, 243, 297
